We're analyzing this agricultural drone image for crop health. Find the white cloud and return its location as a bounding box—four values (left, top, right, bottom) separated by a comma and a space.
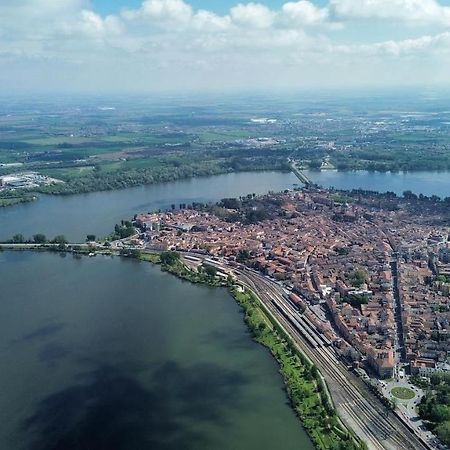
67, 11, 124, 38
123, 0, 231, 32
370, 32, 450, 55
330, 0, 450, 26
123, 0, 193, 23
192, 10, 231, 32
0, 0, 450, 92
281, 1, 329, 26
230, 3, 275, 29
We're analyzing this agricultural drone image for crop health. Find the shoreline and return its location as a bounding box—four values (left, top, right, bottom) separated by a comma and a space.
1, 245, 365, 450
157, 255, 365, 450
0, 168, 291, 209
97, 250, 367, 450
3, 166, 450, 210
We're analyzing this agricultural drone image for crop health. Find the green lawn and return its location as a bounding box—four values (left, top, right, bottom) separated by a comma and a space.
139, 253, 161, 264
391, 387, 415, 400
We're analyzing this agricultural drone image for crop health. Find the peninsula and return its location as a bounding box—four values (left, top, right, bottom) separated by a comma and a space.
127, 186, 449, 450
2, 185, 448, 450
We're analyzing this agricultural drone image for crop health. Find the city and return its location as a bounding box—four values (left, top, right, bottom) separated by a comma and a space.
1, 0, 450, 449
128, 184, 449, 448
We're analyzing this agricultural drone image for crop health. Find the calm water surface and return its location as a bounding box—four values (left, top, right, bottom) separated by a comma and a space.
1, 170, 449, 243
0, 171, 297, 242
0, 251, 314, 450
304, 169, 450, 197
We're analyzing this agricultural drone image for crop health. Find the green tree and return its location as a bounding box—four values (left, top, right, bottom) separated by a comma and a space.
52, 235, 68, 244
435, 421, 450, 446
33, 234, 47, 244
349, 268, 369, 288
430, 405, 450, 423
12, 234, 25, 243
309, 159, 322, 169
113, 224, 135, 239
403, 190, 418, 201
203, 264, 218, 278
236, 249, 251, 263
129, 249, 141, 259
160, 251, 180, 266
220, 198, 241, 209
257, 322, 267, 333
86, 234, 96, 242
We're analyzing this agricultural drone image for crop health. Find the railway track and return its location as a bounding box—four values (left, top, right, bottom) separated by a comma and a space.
238, 270, 428, 450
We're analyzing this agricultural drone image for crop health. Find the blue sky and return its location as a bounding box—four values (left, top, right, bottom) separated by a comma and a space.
92, 0, 449, 15
92, 0, 327, 15
0, 0, 449, 93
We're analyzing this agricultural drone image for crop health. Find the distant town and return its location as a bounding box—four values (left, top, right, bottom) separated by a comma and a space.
0, 171, 63, 190
1, 94, 450, 208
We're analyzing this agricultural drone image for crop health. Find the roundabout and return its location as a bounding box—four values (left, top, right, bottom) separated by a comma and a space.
391, 386, 416, 400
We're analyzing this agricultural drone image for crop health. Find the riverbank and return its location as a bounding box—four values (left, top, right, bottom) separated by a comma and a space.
0, 191, 36, 208
1, 244, 364, 449
231, 288, 365, 450
36, 159, 289, 196
138, 251, 366, 450
4, 166, 450, 213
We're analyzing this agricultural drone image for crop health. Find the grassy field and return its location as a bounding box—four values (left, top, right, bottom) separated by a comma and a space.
138, 252, 161, 264
23, 136, 98, 145
391, 387, 415, 400
197, 129, 255, 142
38, 166, 96, 180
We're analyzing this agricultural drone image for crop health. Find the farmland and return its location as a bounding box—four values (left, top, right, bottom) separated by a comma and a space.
1, 93, 449, 202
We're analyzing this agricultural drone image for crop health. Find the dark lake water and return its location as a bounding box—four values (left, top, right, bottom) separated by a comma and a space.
0, 251, 314, 450
1, 169, 449, 243
0, 171, 297, 242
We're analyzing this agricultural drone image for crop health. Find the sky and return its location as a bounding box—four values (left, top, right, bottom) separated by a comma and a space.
0, 0, 449, 93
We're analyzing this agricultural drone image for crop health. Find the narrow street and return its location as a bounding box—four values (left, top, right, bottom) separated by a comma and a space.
390, 254, 407, 366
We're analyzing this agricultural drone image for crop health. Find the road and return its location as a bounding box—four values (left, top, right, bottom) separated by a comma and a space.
391, 255, 407, 364
289, 159, 315, 187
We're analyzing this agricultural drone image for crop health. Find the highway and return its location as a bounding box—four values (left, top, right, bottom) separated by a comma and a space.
234, 267, 430, 450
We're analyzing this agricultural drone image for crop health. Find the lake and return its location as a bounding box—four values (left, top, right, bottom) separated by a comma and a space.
1, 169, 449, 243
303, 169, 450, 198
0, 171, 297, 242
0, 251, 314, 450
2, 168, 449, 449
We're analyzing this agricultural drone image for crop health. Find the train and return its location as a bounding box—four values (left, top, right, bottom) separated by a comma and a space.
271, 298, 331, 349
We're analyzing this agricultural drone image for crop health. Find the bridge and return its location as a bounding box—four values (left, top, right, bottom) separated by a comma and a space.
289, 160, 315, 187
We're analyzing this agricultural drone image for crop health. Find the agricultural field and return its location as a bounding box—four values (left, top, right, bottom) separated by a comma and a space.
1, 93, 450, 201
